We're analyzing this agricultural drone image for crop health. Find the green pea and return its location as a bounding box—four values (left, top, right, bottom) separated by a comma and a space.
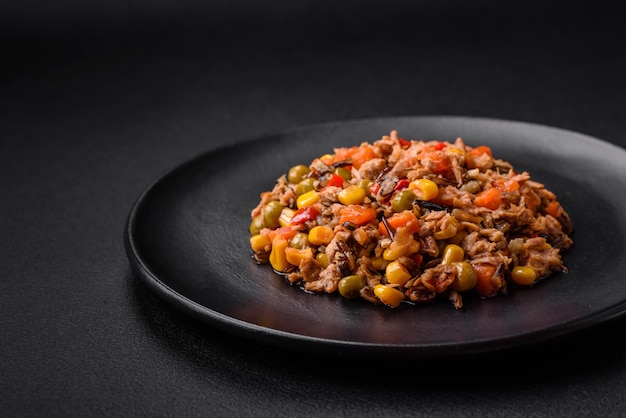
334, 166, 352, 181
391, 190, 415, 212
263, 201, 284, 228
249, 215, 266, 235
296, 178, 316, 195
289, 232, 309, 249
359, 179, 373, 198
288, 165, 310, 184
338, 275, 366, 299
450, 262, 477, 292
511, 265, 537, 286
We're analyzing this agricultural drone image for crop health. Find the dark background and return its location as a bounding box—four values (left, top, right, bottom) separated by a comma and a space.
2, 1, 625, 416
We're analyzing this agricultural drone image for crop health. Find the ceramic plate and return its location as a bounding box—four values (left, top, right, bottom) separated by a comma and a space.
125, 116, 626, 356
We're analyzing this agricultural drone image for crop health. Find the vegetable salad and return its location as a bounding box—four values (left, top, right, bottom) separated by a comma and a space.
249, 131, 573, 309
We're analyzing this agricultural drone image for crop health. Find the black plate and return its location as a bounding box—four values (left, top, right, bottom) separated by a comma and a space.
125, 116, 626, 357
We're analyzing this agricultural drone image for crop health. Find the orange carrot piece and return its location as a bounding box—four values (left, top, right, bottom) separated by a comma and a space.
333, 146, 356, 162
545, 201, 563, 218
418, 151, 451, 174
332, 145, 375, 169
469, 145, 493, 158
379, 211, 419, 237
350, 145, 375, 169
474, 188, 503, 210
267, 226, 298, 241
339, 205, 377, 226
473, 263, 499, 297
494, 178, 520, 193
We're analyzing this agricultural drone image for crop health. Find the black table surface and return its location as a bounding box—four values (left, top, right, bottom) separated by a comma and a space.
3, 1, 626, 416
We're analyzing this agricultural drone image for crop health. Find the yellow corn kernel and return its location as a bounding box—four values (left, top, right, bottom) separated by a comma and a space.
296, 190, 320, 209
385, 260, 412, 286
433, 217, 459, 240
269, 236, 290, 272
250, 234, 272, 252
308, 225, 334, 245
374, 284, 405, 308
278, 207, 296, 227
320, 154, 334, 164
382, 240, 418, 261
511, 265, 537, 285
285, 247, 313, 266
370, 256, 388, 271
441, 244, 464, 265
383, 246, 400, 261
338, 185, 366, 206
315, 252, 329, 268
409, 178, 439, 201
448, 148, 466, 157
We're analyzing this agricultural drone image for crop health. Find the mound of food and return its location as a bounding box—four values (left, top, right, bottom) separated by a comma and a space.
249, 130, 573, 308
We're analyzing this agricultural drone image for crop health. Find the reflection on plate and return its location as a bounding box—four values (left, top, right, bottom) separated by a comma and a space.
125, 116, 626, 356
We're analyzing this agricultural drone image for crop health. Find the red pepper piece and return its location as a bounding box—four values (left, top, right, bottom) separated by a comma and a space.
290, 206, 320, 225
412, 254, 423, 269
398, 138, 411, 148
393, 179, 410, 193
328, 173, 344, 187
